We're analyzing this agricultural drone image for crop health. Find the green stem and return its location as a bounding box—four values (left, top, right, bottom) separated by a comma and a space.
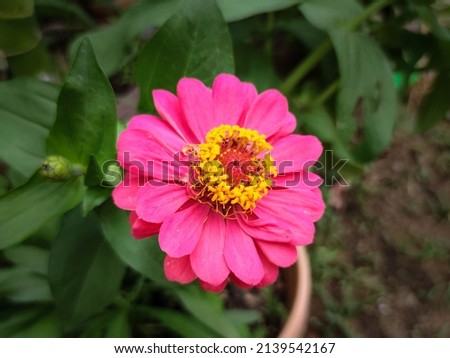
279, 40, 332, 95
279, 0, 392, 95
348, 0, 392, 31
311, 79, 340, 108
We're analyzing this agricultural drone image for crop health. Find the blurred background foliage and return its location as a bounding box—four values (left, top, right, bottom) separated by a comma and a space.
0, 0, 449, 337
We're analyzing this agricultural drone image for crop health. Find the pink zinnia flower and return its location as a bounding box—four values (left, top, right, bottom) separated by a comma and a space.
113, 74, 325, 292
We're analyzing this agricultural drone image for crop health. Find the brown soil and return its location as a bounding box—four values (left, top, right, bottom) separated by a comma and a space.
307, 118, 450, 337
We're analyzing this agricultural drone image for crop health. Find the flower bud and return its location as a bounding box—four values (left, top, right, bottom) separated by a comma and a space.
41, 155, 73, 181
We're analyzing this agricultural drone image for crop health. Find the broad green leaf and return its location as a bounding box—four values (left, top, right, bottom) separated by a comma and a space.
0, 268, 52, 303
331, 30, 397, 161
134, 0, 234, 112
218, 0, 300, 21
82, 156, 112, 215
299, 0, 362, 30
0, 0, 34, 19
0, 174, 85, 250
82, 187, 111, 216
47, 38, 117, 168
0, 16, 40, 56
3, 245, 49, 275
99, 201, 167, 285
140, 307, 218, 338
417, 71, 450, 131
175, 287, 241, 337
69, 0, 180, 76
70, 0, 299, 76
0, 78, 59, 178
299, 0, 397, 162
48, 208, 125, 329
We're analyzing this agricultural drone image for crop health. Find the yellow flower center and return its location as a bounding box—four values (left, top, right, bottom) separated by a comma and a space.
187, 125, 277, 217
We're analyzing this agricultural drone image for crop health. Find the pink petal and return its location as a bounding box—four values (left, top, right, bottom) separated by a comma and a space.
112, 173, 145, 211
236, 214, 293, 243
126, 114, 186, 153
200, 279, 228, 293
135, 181, 189, 223
164, 255, 196, 284
190, 212, 230, 286
153, 89, 199, 142
224, 220, 264, 286
271, 134, 323, 174
268, 112, 297, 142
129, 211, 160, 239
230, 274, 253, 289
261, 188, 324, 223
256, 253, 279, 288
243, 89, 288, 138
238, 82, 258, 124
117, 128, 187, 181
256, 241, 298, 268
273, 171, 323, 191
177, 78, 215, 141
254, 191, 317, 246
212, 74, 245, 126
158, 203, 210, 258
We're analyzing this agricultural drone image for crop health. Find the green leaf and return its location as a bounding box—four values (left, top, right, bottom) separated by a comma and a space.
0, 0, 34, 19
0, 15, 41, 56
299, 0, 362, 30
48, 208, 125, 329
69, 0, 180, 76
47, 38, 117, 168
134, 0, 234, 112
3, 245, 49, 275
175, 287, 241, 337
0, 174, 85, 250
0, 268, 52, 303
82, 187, 111, 216
139, 307, 217, 338
417, 71, 450, 131
331, 30, 397, 161
218, 0, 300, 21
99, 201, 167, 285
0, 78, 59, 178
69, 0, 298, 76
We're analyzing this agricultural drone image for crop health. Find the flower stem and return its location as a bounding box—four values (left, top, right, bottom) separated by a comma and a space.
279, 40, 332, 95
279, 0, 392, 95
310, 79, 340, 108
